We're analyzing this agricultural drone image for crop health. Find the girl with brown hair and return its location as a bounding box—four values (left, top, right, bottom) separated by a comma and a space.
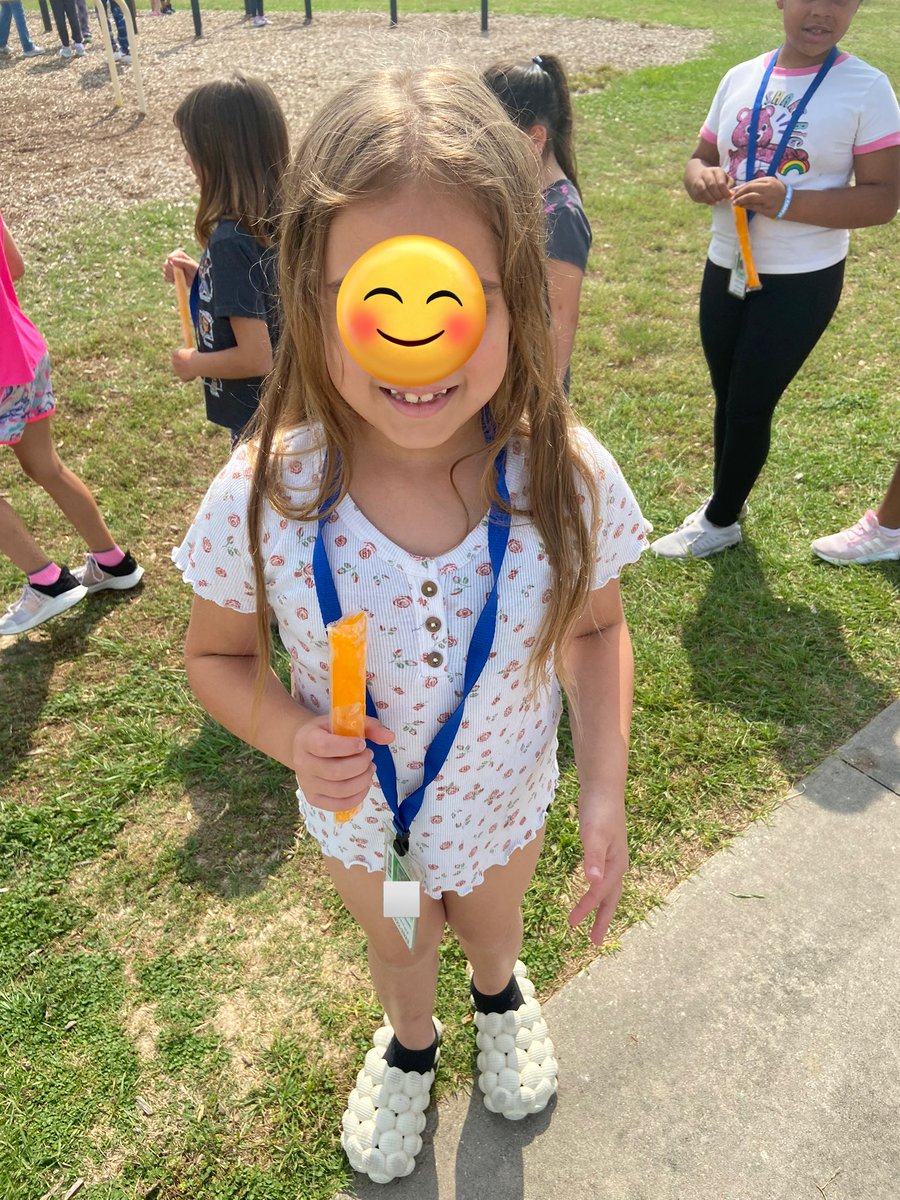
164, 73, 289, 445
173, 65, 647, 1183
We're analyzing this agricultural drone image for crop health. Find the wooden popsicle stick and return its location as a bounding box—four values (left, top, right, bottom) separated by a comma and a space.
733, 205, 762, 291
329, 611, 368, 824
174, 267, 194, 349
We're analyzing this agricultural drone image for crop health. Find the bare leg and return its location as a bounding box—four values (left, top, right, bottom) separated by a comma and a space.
11, 417, 116, 553
323, 856, 446, 1050
0, 495, 49, 575
876, 462, 900, 530
443, 826, 545, 996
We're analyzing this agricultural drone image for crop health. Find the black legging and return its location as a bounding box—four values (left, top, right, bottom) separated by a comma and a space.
50, 0, 84, 45
700, 257, 845, 527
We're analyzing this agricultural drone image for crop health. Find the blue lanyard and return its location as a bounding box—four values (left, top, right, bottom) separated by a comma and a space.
745, 45, 839, 218
312, 446, 511, 856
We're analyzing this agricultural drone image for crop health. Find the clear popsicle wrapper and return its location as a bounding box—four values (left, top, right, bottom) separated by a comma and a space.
733, 205, 762, 291
174, 267, 194, 349
328, 611, 367, 824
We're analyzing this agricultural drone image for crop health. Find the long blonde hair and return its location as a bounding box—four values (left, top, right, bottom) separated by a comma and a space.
248, 66, 599, 690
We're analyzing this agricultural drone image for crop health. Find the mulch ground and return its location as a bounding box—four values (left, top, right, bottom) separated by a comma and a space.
4, 9, 711, 245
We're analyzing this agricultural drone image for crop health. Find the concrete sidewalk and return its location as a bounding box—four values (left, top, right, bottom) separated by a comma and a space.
339, 700, 900, 1200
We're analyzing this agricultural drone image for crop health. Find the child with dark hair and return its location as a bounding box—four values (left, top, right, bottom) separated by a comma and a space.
164, 74, 289, 445
484, 53, 592, 394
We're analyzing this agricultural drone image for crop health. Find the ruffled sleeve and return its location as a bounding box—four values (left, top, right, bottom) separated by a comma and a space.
171, 443, 259, 612
574, 428, 651, 590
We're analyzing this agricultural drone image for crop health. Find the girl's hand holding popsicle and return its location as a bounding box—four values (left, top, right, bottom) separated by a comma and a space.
290, 613, 394, 817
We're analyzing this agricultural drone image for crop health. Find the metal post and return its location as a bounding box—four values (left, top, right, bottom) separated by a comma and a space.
39, 0, 52, 33
189, 0, 201, 38
389, 0, 397, 28
481, 0, 487, 35
303, 0, 311, 23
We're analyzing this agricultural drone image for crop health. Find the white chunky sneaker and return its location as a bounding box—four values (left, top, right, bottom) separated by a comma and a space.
341, 1016, 442, 1185
811, 509, 900, 565
474, 960, 558, 1120
650, 513, 742, 559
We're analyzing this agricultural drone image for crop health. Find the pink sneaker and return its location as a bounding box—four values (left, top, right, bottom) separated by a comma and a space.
811, 510, 900, 565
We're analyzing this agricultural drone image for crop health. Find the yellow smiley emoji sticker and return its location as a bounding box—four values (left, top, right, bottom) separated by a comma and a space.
336, 235, 487, 388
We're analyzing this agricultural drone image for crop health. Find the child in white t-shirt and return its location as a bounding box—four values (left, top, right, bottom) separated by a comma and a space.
173, 65, 647, 1184
652, 0, 899, 560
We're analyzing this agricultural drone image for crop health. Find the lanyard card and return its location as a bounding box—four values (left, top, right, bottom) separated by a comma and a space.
728, 250, 748, 300
383, 828, 423, 953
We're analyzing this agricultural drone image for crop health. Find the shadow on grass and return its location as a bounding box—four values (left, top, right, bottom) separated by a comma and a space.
682, 542, 893, 780
0, 592, 123, 789
166, 717, 300, 899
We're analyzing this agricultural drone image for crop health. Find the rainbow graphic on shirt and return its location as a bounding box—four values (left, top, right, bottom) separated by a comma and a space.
779, 156, 810, 175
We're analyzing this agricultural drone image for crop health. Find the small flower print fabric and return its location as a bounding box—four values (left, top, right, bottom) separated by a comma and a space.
172, 425, 649, 897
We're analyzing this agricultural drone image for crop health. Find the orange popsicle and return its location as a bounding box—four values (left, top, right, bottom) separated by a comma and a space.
174, 267, 194, 349
329, 611, 368, 824
733, 205, 762, 291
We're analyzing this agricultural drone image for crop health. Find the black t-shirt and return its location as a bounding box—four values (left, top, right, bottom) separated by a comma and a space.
192, 219, 279, 435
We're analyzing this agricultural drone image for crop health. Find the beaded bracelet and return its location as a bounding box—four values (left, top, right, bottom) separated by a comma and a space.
775, 184, 794, 221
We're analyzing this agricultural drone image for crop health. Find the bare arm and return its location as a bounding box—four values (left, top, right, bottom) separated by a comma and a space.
546, 257, 585, 383
733, 146, 900, 227
172, 316, 274, 383
684, 137, 734, 205
183, 595, 391, 811
559, 577, 634, 945
3, 224, 26, 282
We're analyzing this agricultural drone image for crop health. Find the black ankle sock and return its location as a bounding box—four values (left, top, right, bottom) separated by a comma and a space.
384, 1030, 439, 1074
470, 974, 524, 1015
31, 566, 80, 597
93, 550, 137, 577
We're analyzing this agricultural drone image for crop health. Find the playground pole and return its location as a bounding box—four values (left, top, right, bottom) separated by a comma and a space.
189, 0, 201, 37
303, 0, 311, 23
481, 0, 487, 34
389, 0, 397, 27
117, 0, 146, 113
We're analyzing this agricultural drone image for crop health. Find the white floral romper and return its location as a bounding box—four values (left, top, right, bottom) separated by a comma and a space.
172, 425, 648, 898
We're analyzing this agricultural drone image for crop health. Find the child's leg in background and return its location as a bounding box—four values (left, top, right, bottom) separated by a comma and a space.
11, 417, 117, 554
49, 0, 83, 44
1, 1, 38, 51
73, 0, 90, 40
48, 0, 71, 46
323, 856, 446, 1050
443, 828, 545, 994
109, 0, 127, 53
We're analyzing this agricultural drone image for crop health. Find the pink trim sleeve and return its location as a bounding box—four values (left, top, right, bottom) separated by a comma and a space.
699, 124, 717, 145
853, 131, 900, 155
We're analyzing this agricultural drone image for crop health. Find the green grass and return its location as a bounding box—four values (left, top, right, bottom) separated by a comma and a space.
2, 2, 898, 1197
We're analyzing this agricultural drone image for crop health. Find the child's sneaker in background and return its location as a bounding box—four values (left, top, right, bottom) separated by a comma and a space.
73, 550, 144, 592
73, 41, 86, 55
811, 510, 900, 565
23, 45, 46, 55
58, 45, 73, 57
0, 570, 87, 635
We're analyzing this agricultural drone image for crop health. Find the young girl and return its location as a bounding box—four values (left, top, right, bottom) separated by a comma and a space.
173, 67, 647, 1184
0, 209, 142, 637
164, 75, 288, 447
483, 53, 592, 395
652, 0, 900, 560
